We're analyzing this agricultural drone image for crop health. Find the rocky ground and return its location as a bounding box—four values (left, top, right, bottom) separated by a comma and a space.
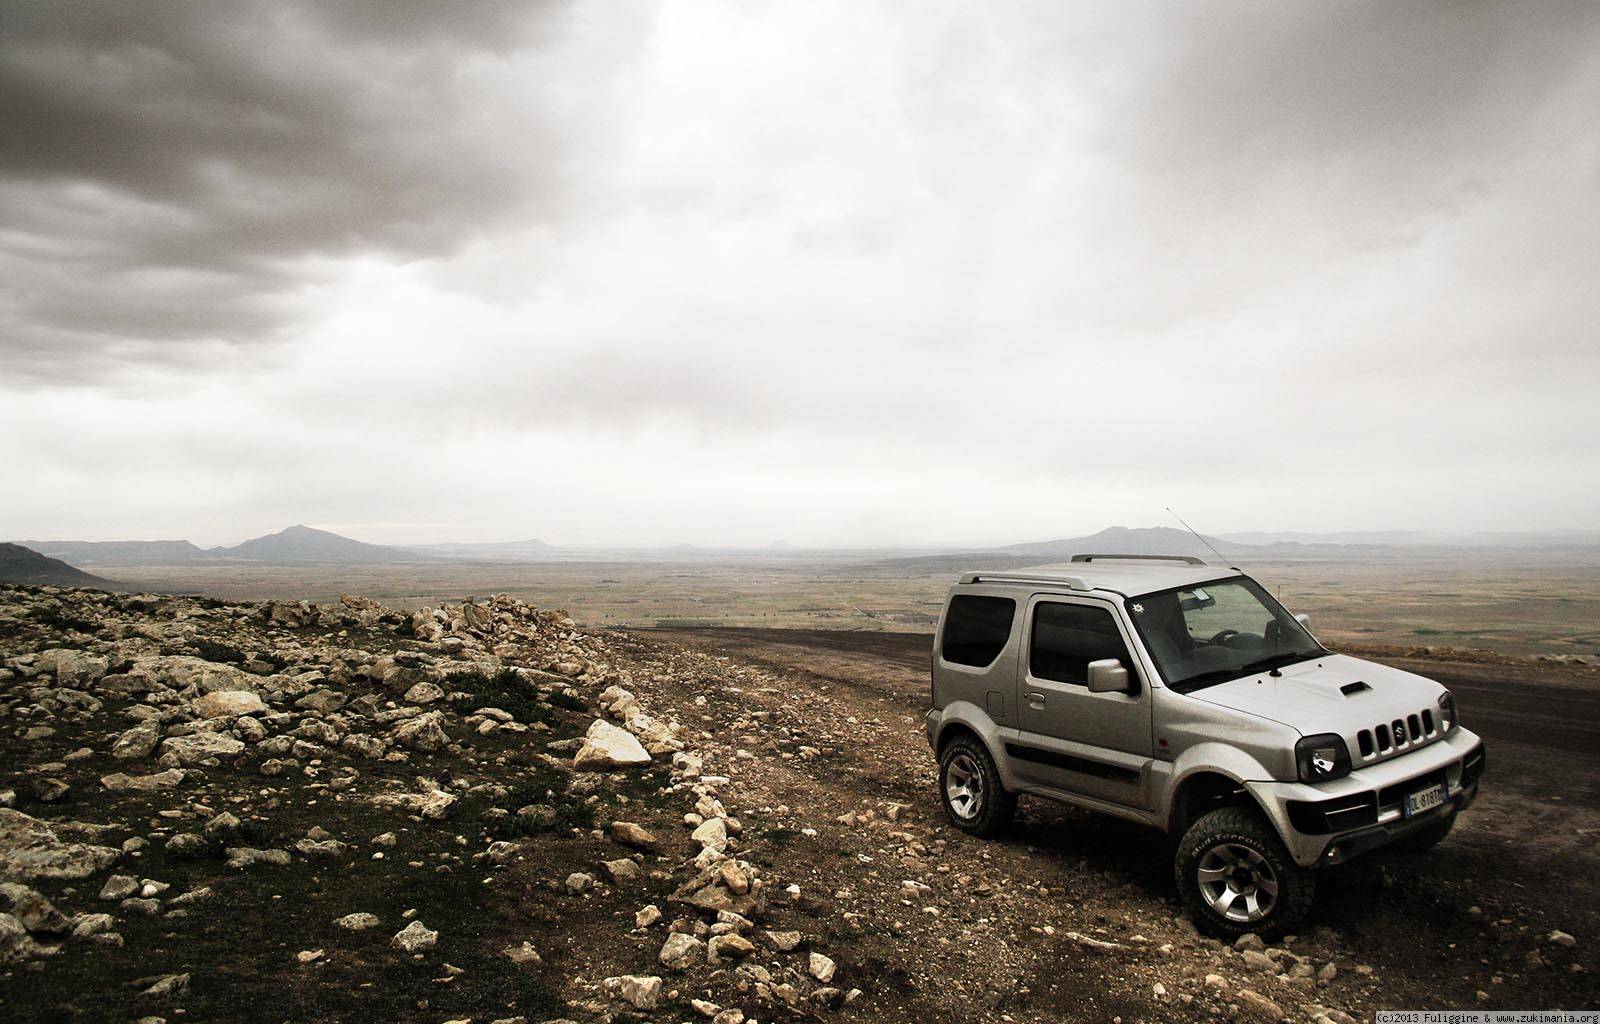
0, 586, 1593, 1023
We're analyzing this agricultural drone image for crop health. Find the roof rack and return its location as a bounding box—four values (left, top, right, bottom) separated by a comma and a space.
1069, 553, 1207, 565
959, 571, 1091, 591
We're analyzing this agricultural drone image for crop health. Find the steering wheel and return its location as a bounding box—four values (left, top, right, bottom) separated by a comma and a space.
1206, 629, 1240, 646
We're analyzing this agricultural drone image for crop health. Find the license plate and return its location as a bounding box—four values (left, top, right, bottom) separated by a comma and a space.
1404, 782, 1446, 818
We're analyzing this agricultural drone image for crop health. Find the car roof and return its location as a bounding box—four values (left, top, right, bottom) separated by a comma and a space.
956, 558, 1242, 598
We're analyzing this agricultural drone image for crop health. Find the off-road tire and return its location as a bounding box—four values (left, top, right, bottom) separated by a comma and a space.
1176, 805, 1315, 939
937, 735, 1015, 837
1390, 814, 1454, 854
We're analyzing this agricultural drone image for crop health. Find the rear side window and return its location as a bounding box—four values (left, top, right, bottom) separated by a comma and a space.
1030, 602, 1135, 686
941, 595, 1016, 667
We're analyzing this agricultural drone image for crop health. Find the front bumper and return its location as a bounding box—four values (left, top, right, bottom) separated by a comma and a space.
1247, 727, 1484, 867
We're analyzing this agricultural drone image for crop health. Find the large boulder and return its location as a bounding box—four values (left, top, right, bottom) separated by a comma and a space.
392, 711, 450, 751
402, 682, 444, 705
610, 821, 658, 850
408, 609, 443, 643
149, 656, 259, 695
605, 975, 662, 1011
110, 720, 162, 760
160, 733, 245, 765
340, 733, 389, 760
391, 920, 438, 952
658, 932, 704, 971
45, 649, 108, 689
0, 809, 120, 881
573, 720, 651, 770
669, 860, 763, 918
0, 913, 38, 962
264, 600, 315, 628
100, 769, 185, 793
225, 847, 291, 869
0, 882, 70, 933
295, 689, 347, 715
195, 690, 268, 719
369, 786, 457, 821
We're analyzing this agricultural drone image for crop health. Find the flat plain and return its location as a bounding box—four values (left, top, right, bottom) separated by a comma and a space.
82, 548, 1600, 661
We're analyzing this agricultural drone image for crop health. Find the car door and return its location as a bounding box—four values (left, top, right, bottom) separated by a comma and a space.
1011, 595, 1155, 808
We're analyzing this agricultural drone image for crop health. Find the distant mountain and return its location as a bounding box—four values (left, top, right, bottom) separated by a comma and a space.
23, 539, 210, 566
214, 524, 429, 564
1220, 529, 1600, 550
1001, 526, 1239, 561
0, 543, 113, 587
23, 526, 430, 565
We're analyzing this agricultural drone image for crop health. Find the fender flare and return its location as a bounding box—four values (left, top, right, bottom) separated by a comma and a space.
928, 702, 1022, 792
1166, 741, 1292, 842
1169, 741, 1279, 789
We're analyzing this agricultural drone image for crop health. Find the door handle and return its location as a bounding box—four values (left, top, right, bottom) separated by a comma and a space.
1025, 690, 1046, 708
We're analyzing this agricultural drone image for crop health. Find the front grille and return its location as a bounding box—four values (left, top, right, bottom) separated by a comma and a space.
1356, 707, 1442, 762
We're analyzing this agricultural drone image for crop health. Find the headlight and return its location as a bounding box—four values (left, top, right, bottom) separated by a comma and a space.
1438, 691, 1457, 733
1296, 733, 1352, 783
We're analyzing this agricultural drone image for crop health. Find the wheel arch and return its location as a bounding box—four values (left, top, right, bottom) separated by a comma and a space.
935, 719, 982, 756
1167, 767, 1271, 838
930, 702, 1017, 790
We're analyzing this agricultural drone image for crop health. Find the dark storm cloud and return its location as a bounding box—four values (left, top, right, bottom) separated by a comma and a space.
1116, 3, 1600, 191
0, 1, 576, 383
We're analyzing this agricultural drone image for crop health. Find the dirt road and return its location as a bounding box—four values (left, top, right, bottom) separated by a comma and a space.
637, 626, 1599, 1017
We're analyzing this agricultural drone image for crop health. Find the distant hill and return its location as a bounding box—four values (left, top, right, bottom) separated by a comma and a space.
1220, 529, 1600, 550
214, 524, 429, 564
23, 539, 210, 566
0, 543, 113, 587
23, 525, 430, 566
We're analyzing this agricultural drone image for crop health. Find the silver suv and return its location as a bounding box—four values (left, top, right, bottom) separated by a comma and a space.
923, 554, 1485, 937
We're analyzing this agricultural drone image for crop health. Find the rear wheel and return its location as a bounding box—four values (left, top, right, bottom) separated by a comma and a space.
938, 735, 1015, 837
1176, 806, 1314, 939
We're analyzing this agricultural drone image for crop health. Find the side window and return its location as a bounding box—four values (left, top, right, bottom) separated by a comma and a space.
941, 595, 1016, 667
1030, 602, 1135, 686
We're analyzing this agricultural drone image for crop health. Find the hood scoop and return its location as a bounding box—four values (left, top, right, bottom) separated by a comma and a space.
1340, 681, 1371, 696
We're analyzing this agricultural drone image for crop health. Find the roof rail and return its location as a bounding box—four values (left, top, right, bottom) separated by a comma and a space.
959, 571, 1092, 591
1069, 553, 1206, 565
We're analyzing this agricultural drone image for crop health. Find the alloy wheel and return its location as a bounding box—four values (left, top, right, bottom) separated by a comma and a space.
1196, 842, 1279, 922
944, 752, 986, 820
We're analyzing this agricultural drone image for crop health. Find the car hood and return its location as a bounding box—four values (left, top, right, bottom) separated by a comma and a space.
1186, 653, 1446, 737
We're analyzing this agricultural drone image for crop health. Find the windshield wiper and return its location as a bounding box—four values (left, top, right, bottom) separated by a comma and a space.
1239, 649, 1321, 678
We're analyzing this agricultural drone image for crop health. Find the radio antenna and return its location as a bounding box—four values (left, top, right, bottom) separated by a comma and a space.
1166, 506, 1237, 570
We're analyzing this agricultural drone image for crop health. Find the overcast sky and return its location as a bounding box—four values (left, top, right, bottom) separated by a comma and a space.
2, 2, 1597, 548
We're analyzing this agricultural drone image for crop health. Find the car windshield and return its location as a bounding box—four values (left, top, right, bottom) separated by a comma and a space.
1124, 576, 1324, 693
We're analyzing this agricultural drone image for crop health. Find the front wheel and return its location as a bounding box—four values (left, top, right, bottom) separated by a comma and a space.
937, 736, 1015, 837
1175, 806, 1315, 939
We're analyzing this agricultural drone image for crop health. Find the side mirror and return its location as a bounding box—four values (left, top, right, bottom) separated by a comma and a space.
1294, 613, 1311, 628
1087, 658, 1132, 694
